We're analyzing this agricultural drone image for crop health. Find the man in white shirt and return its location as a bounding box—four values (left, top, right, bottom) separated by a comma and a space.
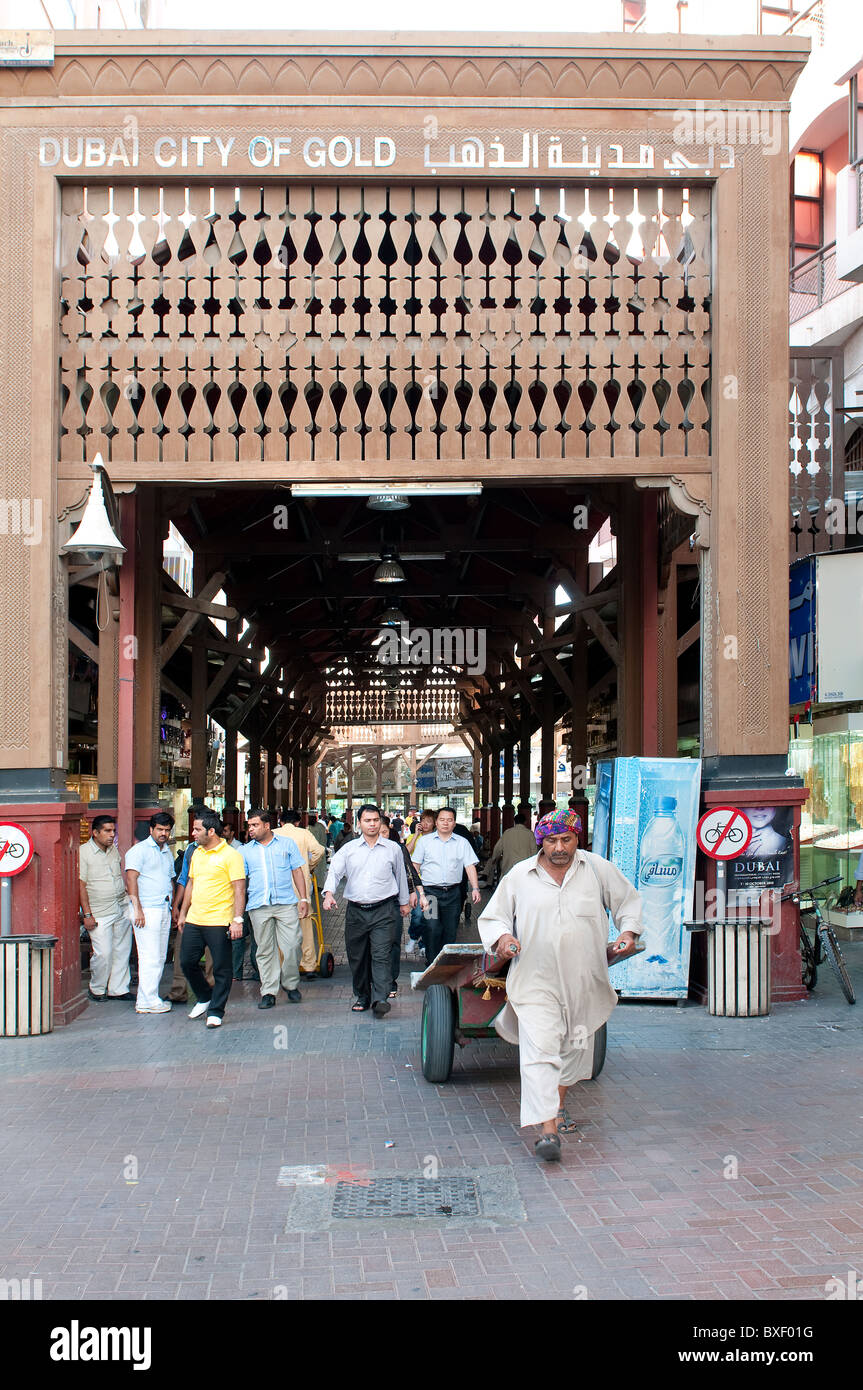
322, 803, 410, 1017
411, 806, 481, 964
478, 810, 643, 1162
124, 811, 176, 1014
79, 815, 133, 1003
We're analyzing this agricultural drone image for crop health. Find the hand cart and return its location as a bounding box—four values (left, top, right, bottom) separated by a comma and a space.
300, 875, 335, 979
411, 939, 642, 1083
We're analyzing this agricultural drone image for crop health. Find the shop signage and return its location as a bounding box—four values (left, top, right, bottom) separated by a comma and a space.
35, 129, 734, 176
0, 31, 53, 66
816, 552, 863, 702
789, 556, 815, 706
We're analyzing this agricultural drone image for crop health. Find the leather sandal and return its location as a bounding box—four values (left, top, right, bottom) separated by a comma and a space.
557, 1107, 578, 1134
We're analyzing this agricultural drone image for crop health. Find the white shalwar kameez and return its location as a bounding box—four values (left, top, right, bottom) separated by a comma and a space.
477, 850, 643, 1127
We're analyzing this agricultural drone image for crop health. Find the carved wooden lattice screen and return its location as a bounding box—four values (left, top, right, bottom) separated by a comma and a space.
59, 182, 711, 467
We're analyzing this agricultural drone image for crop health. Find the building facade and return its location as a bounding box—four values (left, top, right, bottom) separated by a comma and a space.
0, 29, 810, 1018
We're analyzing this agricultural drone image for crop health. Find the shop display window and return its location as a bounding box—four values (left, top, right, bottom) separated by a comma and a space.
789, 716, 863, 893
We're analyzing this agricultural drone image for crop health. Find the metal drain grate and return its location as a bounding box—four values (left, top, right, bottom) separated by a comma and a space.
332, 1175, 480, 1219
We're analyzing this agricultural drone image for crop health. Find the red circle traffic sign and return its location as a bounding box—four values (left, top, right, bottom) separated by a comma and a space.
696, 807, 753, 861
0, 822, 35, 877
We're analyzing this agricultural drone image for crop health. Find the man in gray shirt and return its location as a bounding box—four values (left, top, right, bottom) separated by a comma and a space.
322, 803, 410, 1018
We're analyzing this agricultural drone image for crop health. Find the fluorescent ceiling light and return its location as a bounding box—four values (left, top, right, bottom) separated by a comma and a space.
340, 551, 446, 563
291, 482, 482, 498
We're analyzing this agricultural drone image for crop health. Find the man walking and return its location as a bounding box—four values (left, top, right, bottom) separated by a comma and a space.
322, 803, 411, 1018
177, 809, 246, 1028
241, 808, 309, 1009
411, 807, 481, 964
124, 811, 176, 1014
489, 811, 540, 883
79, 815, 133, 1003
275, 809, 325, 976
478, 810, 643, 1162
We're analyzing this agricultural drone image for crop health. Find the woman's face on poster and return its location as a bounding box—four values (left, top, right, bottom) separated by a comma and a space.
748, 807, 777, 830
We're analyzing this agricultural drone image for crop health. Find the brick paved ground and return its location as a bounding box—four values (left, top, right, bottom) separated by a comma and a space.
1, 891, 863, 1301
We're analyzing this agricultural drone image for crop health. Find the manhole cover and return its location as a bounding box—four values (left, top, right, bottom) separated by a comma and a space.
332, 1175, 479, 1219
281, 1165, 524, 1230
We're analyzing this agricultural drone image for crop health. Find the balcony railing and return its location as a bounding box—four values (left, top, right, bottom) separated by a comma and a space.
790, 243, 856, 323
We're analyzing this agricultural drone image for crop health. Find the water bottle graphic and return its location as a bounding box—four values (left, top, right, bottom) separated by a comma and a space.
637, 795, 685, 968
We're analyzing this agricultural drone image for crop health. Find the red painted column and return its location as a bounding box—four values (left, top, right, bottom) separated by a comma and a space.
698, 786, 810, 1004
3, 801, 87, 1025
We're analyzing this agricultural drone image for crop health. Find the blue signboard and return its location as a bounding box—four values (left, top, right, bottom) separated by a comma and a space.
789, 556, 816, 706
416, 763, 435, 791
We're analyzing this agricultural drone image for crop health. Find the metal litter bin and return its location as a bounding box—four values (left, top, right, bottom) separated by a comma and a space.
0, 935, 57, 1036
706, 920, 772, 1017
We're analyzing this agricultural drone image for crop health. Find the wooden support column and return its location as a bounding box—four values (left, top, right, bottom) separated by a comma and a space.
641, 490, 659, 757
190, 642, 207, 805
224, 724, 238, 804
248, 737, 262, 808
569, 549, 589, 786
375, 748, 383, 808
477, 739, 489, 836
489, 736, 501, 846
133, 487, 161, 809
502, 740, 514, 830
519, 715, 532, 810
618, 487, 644, 757
540, 599, 556, 801
116, 495, 136, 854
291, 751, 302, 809
660, 549, 682, 756
96, 575, 119, 805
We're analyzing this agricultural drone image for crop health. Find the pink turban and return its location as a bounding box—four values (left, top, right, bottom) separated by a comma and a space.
534, 810, 583, 846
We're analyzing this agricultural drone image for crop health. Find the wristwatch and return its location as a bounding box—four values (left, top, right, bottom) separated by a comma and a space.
231, 916, 244, 924
298, 897, 310, 903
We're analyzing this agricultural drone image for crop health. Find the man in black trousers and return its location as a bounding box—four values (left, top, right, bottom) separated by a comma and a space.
322, 804, 410, 1018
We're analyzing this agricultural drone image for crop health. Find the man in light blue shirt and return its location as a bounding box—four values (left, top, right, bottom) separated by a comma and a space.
241, 808, 309, 1008
322, 803, 410, 1018
124, 812, 176, 1014
412, 806, 481, 964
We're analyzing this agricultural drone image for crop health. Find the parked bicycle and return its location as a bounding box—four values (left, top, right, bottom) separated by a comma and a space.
780, 874, 855, 1005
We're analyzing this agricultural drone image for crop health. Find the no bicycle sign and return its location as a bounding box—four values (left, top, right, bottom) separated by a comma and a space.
696, 807, 753, 861
0, 823, 35, 877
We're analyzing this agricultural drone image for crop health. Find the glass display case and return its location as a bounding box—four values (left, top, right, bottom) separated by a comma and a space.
789, 715, 863, 893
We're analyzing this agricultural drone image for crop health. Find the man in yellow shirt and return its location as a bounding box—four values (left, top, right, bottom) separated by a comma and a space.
177, 809, 246, 1028
275, 809, 325, 976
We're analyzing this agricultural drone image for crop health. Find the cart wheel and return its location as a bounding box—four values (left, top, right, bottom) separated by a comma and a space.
421, 984, 456, 1082
590, 1022, 608, 1079
320, 952, 335, 979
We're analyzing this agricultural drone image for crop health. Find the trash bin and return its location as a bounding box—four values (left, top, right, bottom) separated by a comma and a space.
0, 935, 57, 1036
707, 921, 771, 1017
